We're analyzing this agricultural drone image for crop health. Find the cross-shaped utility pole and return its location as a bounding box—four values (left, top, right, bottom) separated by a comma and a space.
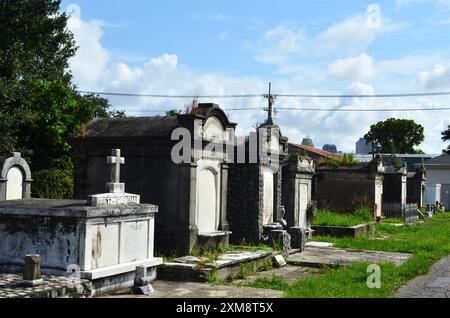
263, 82, 277, 125
106, 149, 125, 192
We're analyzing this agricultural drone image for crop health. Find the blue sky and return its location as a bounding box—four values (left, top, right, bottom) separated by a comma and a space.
61, 0, 450, 153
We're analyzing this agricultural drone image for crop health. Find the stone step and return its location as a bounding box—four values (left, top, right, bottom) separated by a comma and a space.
158, 250, 274, 282
287, 247, 412, 268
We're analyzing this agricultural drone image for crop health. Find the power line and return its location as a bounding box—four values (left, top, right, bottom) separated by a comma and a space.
277, 92, 450, 98
124, 106, 450, 113
78, 90, 262, 98
78, 90, 450, 99
276, 107, 450, 112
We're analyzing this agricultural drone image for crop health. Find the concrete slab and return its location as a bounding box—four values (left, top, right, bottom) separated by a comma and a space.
0, 273, 87, 298
287, 246, 411, 268
159, 250, 273, 282
234, 265, 324, 285
101, 280, 283, 298
305, 241, 334, 248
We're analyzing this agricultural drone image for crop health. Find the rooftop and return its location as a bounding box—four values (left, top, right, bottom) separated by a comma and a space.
289, 143, 337, 159
422, 154, 450, 166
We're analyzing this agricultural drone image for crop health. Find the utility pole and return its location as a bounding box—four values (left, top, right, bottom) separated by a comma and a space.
264, 82, 276, 125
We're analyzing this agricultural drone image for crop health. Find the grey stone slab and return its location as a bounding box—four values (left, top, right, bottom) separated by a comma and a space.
0, 199, 157, 218
0, 273, 81, 298
305, 241, 333, 248
287, 247, 411, 267
235, 265, 324, 285
101, 280, 283, 298
172, 256, 202, 264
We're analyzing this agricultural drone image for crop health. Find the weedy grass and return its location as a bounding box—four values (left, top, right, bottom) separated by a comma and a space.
284, 212, 450, 298
242, 275, 291, 291
312, 209, 373, 227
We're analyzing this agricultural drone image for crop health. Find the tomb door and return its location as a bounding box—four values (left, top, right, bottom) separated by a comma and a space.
6, 166, 23, 200
262, 169, 274, 225
197, 167, 219, 233
297, 183, 309, 228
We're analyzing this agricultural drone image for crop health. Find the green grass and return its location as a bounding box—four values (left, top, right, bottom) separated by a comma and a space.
382, 218, 405, 224
207, 258, 274, 284
243, 275, 290, 291
312, 208, 373, 227
284, 212, 450, 298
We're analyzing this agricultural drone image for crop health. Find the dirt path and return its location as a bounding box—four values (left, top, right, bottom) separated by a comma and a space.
397, 255, 450, 298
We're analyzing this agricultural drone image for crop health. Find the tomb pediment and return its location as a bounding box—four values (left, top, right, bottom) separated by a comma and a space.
0, 152, 32, 201
203, 116, 225, 141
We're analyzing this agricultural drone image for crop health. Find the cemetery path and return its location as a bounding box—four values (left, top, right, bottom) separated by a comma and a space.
397, 255, 450, 298
101, 280, 283, 298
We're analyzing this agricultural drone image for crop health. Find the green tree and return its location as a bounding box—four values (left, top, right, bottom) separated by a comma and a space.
441, 125, 450, 154
364, 118, 425, 154
0, 0, 113, 197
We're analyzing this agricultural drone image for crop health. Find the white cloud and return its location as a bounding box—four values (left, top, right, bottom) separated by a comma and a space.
377, 55, 440, 76
417, 64, 450, 90
328, 53, 375, 81
313, 15, 376, 54
254, 25, 305, 65
68, 17, 110, 88
68, 16, 449, 155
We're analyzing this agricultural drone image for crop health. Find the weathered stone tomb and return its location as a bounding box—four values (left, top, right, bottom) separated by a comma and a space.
0, 152, 32, 201
227, 111, 290, 248
315, 157, 385, 220
73, 103, 236, 255
282, 155, 315, 248
0, 149, 162, 296
382, 164, 408, 205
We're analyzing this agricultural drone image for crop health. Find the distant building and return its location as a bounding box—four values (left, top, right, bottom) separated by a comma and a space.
288, 143, 337, 164
322, 144, 337, 154
356, 137, 373, 154
301, 136, 314, 148
420, 155, 450, 210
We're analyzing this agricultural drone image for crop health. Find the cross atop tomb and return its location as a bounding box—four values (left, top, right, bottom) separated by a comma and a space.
87, 148, 140, 206
263, 82, 277, 126
106, 149, 125, 193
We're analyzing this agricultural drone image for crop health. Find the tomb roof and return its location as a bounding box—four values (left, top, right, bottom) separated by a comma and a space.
77, 103, 236, 139
421, 154, 450, 166
81, 116, 180, 138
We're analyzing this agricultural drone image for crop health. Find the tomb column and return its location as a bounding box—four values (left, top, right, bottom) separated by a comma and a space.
180, 162, 198, 252
219, 163, 229, 232
274, 169, 283, 223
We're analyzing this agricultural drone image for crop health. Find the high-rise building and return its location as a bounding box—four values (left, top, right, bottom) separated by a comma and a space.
322, 144, 337, 154
356, 137, 373, 154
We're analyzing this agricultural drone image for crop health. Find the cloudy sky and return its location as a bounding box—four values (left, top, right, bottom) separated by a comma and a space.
61, 0, 450, 153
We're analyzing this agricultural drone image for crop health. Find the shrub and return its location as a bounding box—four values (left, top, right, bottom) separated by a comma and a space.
322, 153, 359, 168
32, 167, 74, 199
354, 207, 374, 222
306, 201, 318, 223
312, 209, 373, 227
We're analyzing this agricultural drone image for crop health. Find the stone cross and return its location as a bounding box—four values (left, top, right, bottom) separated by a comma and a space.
106, 149, 125, 193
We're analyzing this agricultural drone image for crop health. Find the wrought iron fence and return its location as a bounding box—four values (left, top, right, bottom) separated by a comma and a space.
382, 202, 403, 219
382, 202, 419, 223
